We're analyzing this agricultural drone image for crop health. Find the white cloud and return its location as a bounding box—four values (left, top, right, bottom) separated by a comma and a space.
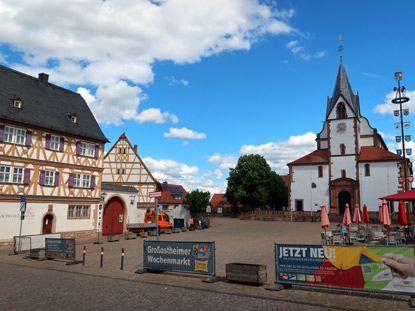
0, 0, 293, 125
164, 127, 207, 140
136, 108, 179, 124
165, 76, 189, 87
286, 40, 325, 61
209, 132, 317, 174
374, 90, 415, 115
143, 157, 199, 180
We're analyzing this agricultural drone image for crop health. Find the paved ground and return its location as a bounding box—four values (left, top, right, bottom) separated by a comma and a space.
0, 218, 413, 310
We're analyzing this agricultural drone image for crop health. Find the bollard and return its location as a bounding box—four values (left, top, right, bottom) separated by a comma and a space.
82, 246, 86, 266
121, 248, 124, 270
100, 247, 104, 268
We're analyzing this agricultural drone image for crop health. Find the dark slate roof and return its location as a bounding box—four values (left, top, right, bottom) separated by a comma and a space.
326, 62, 360, 119
101, 183, 138, 193
0, 65, 108, 142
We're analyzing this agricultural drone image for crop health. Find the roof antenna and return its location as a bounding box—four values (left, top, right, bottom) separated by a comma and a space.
338, 35, 344, 63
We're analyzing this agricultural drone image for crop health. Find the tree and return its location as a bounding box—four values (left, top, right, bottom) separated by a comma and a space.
182, 189, 211, 216
226, 154, 288, 213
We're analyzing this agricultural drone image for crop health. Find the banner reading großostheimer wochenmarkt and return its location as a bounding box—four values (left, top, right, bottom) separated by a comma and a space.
275, 244, 415, 293
144, 241, 215, 275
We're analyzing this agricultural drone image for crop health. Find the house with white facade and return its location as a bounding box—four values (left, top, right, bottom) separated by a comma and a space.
288, 61, 409, 214
0, 65, 108, 245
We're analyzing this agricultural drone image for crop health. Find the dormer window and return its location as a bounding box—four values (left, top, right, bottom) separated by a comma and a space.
13, 99, 22, 109
69, 114, 78, 124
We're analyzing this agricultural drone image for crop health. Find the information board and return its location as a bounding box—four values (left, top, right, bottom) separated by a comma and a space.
45, 238, 76, 260
275, 244, 415, 293
144, 241, 215, 275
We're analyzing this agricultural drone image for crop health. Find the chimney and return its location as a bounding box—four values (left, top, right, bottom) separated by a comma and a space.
38, 73, 49, 86
163, 181, 168, 191
134, 144, 137, 152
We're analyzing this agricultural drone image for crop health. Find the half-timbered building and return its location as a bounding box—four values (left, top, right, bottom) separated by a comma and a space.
0, 65, 108, 244
102, 133, 160, 235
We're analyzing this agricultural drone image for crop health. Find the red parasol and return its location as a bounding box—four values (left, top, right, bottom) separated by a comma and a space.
397, 200, 408, 226
382, 200, 391, 229
321, 203, 330, 229
352, 204, 362, 224
362, 204, 370, 223
342, 203, 351, 227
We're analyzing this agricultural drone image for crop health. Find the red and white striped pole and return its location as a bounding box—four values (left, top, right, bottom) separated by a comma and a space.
82, 246, 86, 266
100, 247, 104, 268
120, 248, 124, 270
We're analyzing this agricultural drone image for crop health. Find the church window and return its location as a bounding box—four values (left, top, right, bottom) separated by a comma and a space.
340, 144, 346, 155
336, 102, 347, 119
341, 170, 346, 178
295, 200, 303, 212
318, 166, 323, 178
365, 164, 370, 176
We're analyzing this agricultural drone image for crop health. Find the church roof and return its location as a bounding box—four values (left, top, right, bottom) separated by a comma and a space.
326, 62, 360, 119
359, 146, 405, 162
287, 149, 329, 166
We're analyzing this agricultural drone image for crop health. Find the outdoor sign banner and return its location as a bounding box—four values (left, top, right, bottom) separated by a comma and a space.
404, 108, 409, 116
275, 244, 415, 293
406, 135, 411, 142
394, 110, 399, 117
397, 149, 402, 156
143, 241, 215, 275
395, 123, 400, 129
399, 177, 404, 184
45, 238, 76, 260
405, 122, 410, 129
407, 149, 412, 156
395, 136, 401, 143
409, 176, 414, 183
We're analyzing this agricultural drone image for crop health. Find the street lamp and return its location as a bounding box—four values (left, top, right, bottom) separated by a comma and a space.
94, 192, 107, 244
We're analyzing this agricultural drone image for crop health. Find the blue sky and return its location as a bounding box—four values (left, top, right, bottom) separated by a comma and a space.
1, 1, 415, 194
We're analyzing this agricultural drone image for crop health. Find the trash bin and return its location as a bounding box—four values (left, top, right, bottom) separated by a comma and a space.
201, 221, 205, 229
311, 216, 316, 223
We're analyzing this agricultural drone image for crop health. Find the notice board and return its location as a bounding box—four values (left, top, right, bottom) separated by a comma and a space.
45, 238, 76, 260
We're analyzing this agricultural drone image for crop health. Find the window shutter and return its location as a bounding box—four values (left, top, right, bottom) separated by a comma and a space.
68, 173, 74, 187
94, 145, 99, 158
24, 168, 31, 185
25, 130, 32, 146
76, 141, 81, 155
0, 124, 4, 141
54, 171, 60, 187
39, 170, 45, 185
45, 134, 51, 149
59, 137, 65, 152
90, 175, 96, 189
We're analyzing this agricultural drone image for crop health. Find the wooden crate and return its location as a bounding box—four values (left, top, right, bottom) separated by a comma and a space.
226, 263, 267, 285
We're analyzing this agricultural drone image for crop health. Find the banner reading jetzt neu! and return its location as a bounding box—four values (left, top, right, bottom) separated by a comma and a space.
275, 244, 415, 293
144, 241, 215, 275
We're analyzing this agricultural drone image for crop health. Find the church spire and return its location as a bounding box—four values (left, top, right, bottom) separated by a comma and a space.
326, 62, 360, 120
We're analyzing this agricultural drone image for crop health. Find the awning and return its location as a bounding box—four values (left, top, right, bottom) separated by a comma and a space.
379, 189, 415, 201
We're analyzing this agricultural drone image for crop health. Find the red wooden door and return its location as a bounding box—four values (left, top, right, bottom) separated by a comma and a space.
102, 197, 124, 235
42, 214, 53, 234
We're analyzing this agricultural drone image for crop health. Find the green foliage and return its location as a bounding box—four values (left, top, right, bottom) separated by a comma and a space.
240, 205, 255, 213
225, 154, 288, 212
182, 189, 211, 214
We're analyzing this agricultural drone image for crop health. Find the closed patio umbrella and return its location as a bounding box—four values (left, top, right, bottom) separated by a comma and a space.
362, 204, 370, 223
378, 204, 383, 223
320, 203, 330, 244
342, 203, 351, 227
382, 200, 391, 244
397, 200, 408, 226
352, 204, 362, 224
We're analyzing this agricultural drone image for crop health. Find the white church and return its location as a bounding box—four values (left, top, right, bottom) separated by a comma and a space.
287, 61, 409, 215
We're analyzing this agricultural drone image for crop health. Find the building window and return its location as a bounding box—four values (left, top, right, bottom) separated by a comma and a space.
0, 166, 11, 182
70, 114, 77, 123
318, 166, 323, 178
162, 205, 169, 211
13, 99, 22, 109
45, 170, 55, 186
119, 148, 122, 153
50, 135, 60, 151
4, 126, 14, 143
122, 169, 125, 174
73, 173, 81, 187
15, 128, 26, 145
117, 169, 120, 174
12, 167, 23, 183
68, 205, 90, 219
80, 142, 95, 157
365, 164, 370, 176
340, 144, 346, 155
341, 169, 346, 178
82, 174, 90, 188
173, 195, 182, 200
336, 102, 347, 119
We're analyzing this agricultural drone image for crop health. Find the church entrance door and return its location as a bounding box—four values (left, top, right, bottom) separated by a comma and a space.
338, 191, 351, 214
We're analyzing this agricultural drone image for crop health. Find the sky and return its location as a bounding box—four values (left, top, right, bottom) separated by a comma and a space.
1, 0, 415, 195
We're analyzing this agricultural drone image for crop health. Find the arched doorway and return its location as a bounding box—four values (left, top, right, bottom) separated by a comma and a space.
338, 191, 351, 214
102, 197, 125, 235
42, 214, 54, 234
